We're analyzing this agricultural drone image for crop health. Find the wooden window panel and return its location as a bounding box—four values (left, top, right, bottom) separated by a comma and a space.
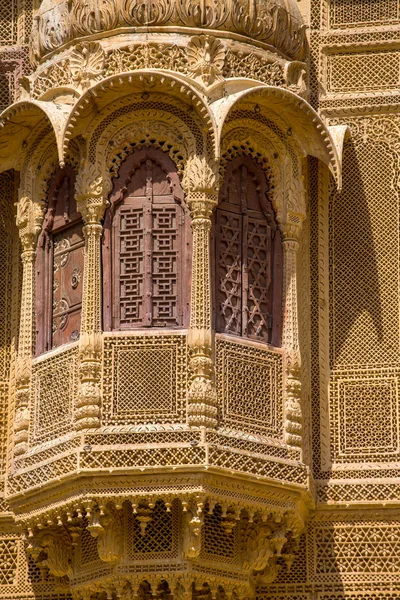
52, 223, 84, 348
104, 148, 191, 331
36, 168, 83, 355
215, 157, 282, 346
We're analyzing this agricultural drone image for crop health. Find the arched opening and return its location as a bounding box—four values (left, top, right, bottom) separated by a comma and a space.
103, 147, 191, 331
215, 156, 282, 346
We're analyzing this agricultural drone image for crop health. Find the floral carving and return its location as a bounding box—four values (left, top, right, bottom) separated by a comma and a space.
88, 506, 123, 563
187, 35, 225, 85
33, 0, 307, 62
121, 0, 174, 25
70, 0, 119, 36
70, 42, 105, 89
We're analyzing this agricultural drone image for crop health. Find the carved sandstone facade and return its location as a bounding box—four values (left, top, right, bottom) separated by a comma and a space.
0, 1, 397, 600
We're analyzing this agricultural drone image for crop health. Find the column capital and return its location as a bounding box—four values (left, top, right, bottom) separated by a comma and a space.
281, 211, 305, 243
75, 160, 112, 224
16, 194, 46, 251
182, 155, 220, 202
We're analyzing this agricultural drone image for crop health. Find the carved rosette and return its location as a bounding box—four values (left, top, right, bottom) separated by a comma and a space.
14, 188, 46, 456
70, 41, 105, 90
187, 35, 226, 85
182, 156, 220, 428
74, 161, 111, 430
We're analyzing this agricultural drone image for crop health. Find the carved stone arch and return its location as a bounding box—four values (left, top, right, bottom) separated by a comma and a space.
87, 97, 207, 167
100, 113, 198, 179
221, 127, 288, 227
62, 72, 217, 161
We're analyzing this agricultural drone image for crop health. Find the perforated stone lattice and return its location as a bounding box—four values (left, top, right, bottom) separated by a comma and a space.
31, 347, 79, 444
103, 333, 188, 426
328, 0, 400, 28
216, 337, 283, 438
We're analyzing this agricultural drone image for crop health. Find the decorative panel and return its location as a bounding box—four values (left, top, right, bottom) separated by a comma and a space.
127, 500, 178, 560
0, 1, 16, 46
105, 149, 190, 331
216, 337, 283, 438
328, 0, 400, 28
201, 504, 238, 564
52, 223, 84, 348
31, 346, 79, 445
36, 168, 83, 354
327, 51, 400, 93
330, 367, 400, 462
325, 130, 400, 470
309, 521, 400, 583
102, 333, 188, 425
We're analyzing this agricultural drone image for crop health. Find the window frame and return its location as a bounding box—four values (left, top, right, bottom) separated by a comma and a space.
102, 147, 192, 332
213, 156, 283, 347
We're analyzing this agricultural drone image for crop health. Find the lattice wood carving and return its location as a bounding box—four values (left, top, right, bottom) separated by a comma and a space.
215, 157, 282, 347
103, 148, 191, 331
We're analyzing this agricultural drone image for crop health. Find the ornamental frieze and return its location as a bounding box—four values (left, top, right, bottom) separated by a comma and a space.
31, 0, 307, 65
30, 39, 303, 100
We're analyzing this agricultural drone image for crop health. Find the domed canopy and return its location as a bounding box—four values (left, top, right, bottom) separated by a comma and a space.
32, 0, 307, 65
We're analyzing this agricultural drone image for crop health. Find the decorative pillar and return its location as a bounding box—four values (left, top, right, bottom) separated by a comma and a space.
282, 213, 304, 448
74, 161, 110, 430
182, 155, 220, 428
14, 192, 45, 456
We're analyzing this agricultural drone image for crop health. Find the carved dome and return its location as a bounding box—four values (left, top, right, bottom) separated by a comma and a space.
32, 0, 307, 65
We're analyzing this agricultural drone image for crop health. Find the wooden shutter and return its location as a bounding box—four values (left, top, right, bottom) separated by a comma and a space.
216, 157, 282, 346
106, 149, 190, 331
36, 168, 84, 354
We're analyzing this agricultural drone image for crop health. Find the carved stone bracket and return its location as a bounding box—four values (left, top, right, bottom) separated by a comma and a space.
182, 155, 220, 428
87, 504, 123, 563
26, 526, 73, 579
74, 160, 111, 430
182, 501, 204, 560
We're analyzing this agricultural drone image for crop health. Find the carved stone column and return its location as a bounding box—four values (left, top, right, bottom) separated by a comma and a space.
281, 215, 304, 448
182, 156, 219, 428
75, 161, 110, 430
14, 194, 45, 456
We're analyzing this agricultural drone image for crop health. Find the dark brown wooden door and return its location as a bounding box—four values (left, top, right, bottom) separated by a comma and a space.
104, 148, 191, 331
36, 168, 84, 355
52, 222, 84, 348
215, 157, 282, 346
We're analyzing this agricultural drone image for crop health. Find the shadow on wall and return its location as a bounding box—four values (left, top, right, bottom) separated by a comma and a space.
329, 138, 386, 368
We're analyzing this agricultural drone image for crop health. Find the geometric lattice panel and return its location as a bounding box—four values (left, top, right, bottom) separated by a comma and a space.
31, 346, 79, 445
216, 336, 283, 438
103, 333, 188, 426
329, 140, 399, 369
0, 1, 16, 46
327, 51, 400, 93
328, 0, 400, 28
127, 500, 178, 560
0, 538, 18, 585
330, 367, 400, 462
310, 521, 400, 583
201, 504, 238, 565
